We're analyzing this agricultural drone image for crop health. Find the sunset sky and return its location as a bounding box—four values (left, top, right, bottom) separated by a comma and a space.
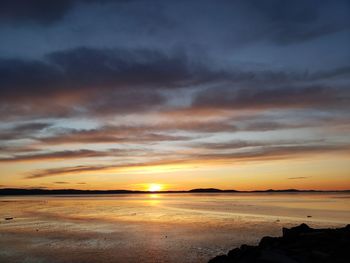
0, 0, 349, 191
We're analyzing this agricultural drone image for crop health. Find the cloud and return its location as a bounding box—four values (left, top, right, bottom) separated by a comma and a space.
26, 121, 295, 146
249, 0, 350, 45
0, 47, 208, 119
20, 114, 348, 147
2, 47, 343, 93
0, 0, 127, 25
1, 1, 348, 48
288, 176, 310, 180
1, 44, 349, 120
25, 143, 350, 179
0, 122, 52, 141
0, 0, 73, 25
192, 85, 350, 111
0, 149, 127, 162
190, 140, 266, 150
38, 128, 193, 145
0, 47, 201, 101
12, 122, 52, 132
27, 164, 121, 179
7, 45, 298, 102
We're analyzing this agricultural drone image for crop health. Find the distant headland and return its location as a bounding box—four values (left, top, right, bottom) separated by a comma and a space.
0, 188, 349, 195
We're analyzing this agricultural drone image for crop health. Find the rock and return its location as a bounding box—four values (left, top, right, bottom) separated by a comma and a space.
208, 255, 229, 263
259, 236, 277, 248
282, 223, 312, 238
227, 248, 240, 258
260, 249, 299, 263
208, 224, 350, 263
311, 250, 329, 260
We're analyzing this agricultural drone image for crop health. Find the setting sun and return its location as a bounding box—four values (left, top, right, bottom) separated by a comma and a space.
147, 184, 163, 192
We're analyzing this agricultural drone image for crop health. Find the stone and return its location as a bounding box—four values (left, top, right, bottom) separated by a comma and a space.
208, 224, 350, 263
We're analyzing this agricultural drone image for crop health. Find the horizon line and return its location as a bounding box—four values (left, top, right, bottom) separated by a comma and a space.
1, 187, 349, 195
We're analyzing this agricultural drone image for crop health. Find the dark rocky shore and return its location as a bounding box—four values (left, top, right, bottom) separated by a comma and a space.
209, 224, 350, 263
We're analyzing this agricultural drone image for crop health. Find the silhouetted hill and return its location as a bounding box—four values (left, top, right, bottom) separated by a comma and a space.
189, 188, 238, 193
256, 189, 301, 192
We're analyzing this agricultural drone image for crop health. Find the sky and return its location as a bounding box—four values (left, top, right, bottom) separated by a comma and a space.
0, 0, 349, 191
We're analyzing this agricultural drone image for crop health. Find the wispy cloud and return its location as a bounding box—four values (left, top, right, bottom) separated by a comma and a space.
25, 143, 350, 179
0, 122, 52, 141
192, 85, 350, 111
0, 149, 128, 163
288, 176, 311, 180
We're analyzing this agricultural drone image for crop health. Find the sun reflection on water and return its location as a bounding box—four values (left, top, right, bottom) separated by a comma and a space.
148, 194, 160, 205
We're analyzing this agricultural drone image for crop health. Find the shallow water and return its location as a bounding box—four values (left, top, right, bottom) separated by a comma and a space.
0, 193, 349, 263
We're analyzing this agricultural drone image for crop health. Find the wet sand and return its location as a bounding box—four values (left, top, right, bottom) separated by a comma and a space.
0, 193, 349, 263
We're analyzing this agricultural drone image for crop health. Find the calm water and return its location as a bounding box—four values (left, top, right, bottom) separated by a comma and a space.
0, 193, 349, 263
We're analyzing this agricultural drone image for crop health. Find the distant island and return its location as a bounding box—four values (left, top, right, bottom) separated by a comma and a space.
0, 188, 349, 195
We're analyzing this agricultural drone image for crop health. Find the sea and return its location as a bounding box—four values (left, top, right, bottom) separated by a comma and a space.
0, 192, 349, 263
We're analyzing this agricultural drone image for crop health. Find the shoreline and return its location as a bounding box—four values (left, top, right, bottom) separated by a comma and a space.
208, 224, 350, 263
1, 188, 349, 196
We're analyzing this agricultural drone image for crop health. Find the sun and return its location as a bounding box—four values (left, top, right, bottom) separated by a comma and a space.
148, 184, 163, 192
